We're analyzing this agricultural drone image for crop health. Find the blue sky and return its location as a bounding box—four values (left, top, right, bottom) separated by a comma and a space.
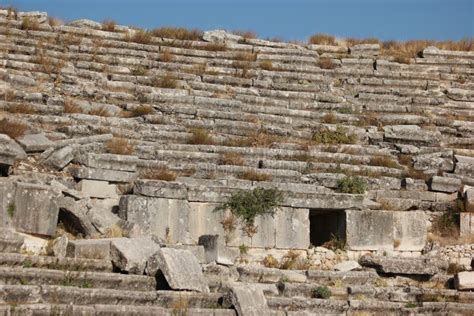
3, 0, 473, 41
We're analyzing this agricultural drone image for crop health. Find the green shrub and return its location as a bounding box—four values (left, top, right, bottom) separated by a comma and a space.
312, 126, 357, 145
337, 176, 367, 194
7, 203, 15, 218
218, 188, 283, 226
312, 286, 332, 299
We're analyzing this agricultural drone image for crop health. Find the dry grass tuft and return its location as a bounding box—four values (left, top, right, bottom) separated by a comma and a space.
106, 137, 135, 155
130, 65, 149, 76
238, 170, 272, 182
128, 29, 153, 44
369, 155, 399, 169
140, 167, 177, 181
187, 128, 214, 145
152, 27, 202, 40
233, 30, 257, 39
89, 106, 111, 117
159, 49, 174, 62
218, 152, 244, 166
346, 37, 380, 46
8, 103, 36, 114
0, 119, 27, 139
224, 131, 279, 148
48, 17, 62, 27
3, 89, 15, 102
63, 98, 82, 114
201, 43, 227, 51
152, 73, 178, 89
20, 17, 40, 31
235, 52, 257, 62
130, 105, 154, 117
260, 60, 273, 71
102, 20, 117, 32
309, 33, 336, 45
317, 58, 336, 69
322, 113, 337, 124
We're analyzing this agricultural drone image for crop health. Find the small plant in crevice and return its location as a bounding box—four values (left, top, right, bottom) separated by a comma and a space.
101, 20, 116, 32
336, 176, 367, 194
317, 58, 336, 70
312, 125, 357, 145
237, 170, 272, 182
140, 167, 177, 181
238, 244, 249, 256
312, 286, 332, 299
7, 203, 15, 218
187, 128, 214, 145
217, 188, 283, 240
321, 233, 346, 251
105, 137, 135, 155
220, 213, 238, 245
0, 119, 27, 139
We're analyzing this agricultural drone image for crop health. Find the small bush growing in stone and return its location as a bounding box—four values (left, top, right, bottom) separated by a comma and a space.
322, 233, 346, 251
238, 244, 249, 255
317, 58, 336, 70
312, 286, 332, 299
9, 103, 36, 114
152, 73, 178, 89
312, 126, 357, 145
20, 17, 40, 31
152, 27, 202, 40
187, 128, 214, 145
262, 255, 279, 268
101, 20, 116, 32
238, 170, 272, 182
336, 176, 367, 194
7, 203, 15, 218
0, 119, 27, 139
159, 49, 174, 63
130, 105, 154, 117
218, 188, 283, 229
260, 60, 273, 71
309, 33, 336, 45
106, 137, 134, 155
128, 29, 153, 44
140, 167, 177, 181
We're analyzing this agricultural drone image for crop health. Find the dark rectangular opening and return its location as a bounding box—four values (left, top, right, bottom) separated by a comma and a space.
309, 209, 346, 247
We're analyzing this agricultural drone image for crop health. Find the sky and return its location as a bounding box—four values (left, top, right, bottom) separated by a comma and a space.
3, 0, 473, 42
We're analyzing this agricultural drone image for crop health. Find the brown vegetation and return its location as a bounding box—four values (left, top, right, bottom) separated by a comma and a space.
235, 52, 257, 62
159, 49, 174, 62
309, 33, 336, 45
238, 170, 272, 182
140, 167, 177, 181
369, 155, 399, 169
317, 58, 336, 70
201, 43, 227, 51
8, 103, 36, 114
128, 29, 153, 44
130, 105, 154, 117
218, 152, 244, 166
102, 20, 116, 32
63, 98, 82, 114
152, 27, 202, 40
260, 60, 273, 71
20, 17, 40, 31
0, 119, 27, 139
105, 137, 134, 155
89, 106, 111, 117
152, 73, 178, 89
322, 113, 337, 124
187, 128, 214, 145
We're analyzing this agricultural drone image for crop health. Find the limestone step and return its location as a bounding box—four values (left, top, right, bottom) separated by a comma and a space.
0, 252, 113, 272
0, 285, 224, 307
0, 229, 24, 253
0, 304, 236, 315
0, 266, 156, 291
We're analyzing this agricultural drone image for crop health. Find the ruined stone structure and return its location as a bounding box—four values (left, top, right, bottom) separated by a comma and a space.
0, 10, 473, 315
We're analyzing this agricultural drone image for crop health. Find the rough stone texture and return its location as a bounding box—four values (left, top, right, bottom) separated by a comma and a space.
0, 178, 15, 228
275, 207, 310, 249
16, 134, 53, 152
0, 228, 24, 252
79, 153, 138, 172
346, 210, 394, 251
455, 271, 474, 290
393, 211, 427, 251
12, 182, 60, 236
51, 235, 68, 258
203, 30, 241, 43
146, 248, 209, 293
57, 197, 98, 237
0, 134, 27, 165
359, 255, 442, 275
460, 212, 474, 237
43, 146, 74, 170
134, 180, 187, 199
119, 195, 190, 243
79, 180, 118, 199
198, 234, 239, 265
110, 237, 160, 274
229, 283, 268, 316
66, 239, 115, 260
334, 260, 361, 272
69, 166, 137, 182
429, 176, 462, 193
465, 188, 474, 212
383, 125, 441, 145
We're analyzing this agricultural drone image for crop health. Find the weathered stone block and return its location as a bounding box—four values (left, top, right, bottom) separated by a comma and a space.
275, 207, 310, 249
429, 176, 461, 193
81, 153, 138, 172
227, 213, 276, 248
198, 234, 239, 265
167, 244, 207, 264
16, 134, 53, 152
134, 180, 187, 199
460, 212, 474, 237
0, 134, 27, 165
0, 178, 15, 228
465, 188, 474, 212
119, 196, 190, 243
229, 283, 268, 315
57, 197, 98, 237
455, 271, 474, 290
12, 182, 60, 236
110, 237, 160, 274
69, 166, 138, 182
384, 125, 440, 145
43, 146, 73, 170
66, 239, 115, 260
147, 248, 209, 293
188, 202, 226, 244
334, 260, 361, 272
393, 211, 426, 251
79, 180, 118, 199
346, 210, 394, 251
359, 255, 442, 275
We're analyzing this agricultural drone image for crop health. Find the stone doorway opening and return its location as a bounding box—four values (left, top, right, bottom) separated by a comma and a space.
309, 209, 346, 247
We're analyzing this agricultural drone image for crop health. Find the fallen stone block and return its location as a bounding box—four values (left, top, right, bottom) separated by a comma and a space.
334, 260, 361, 272
111, 237, 160, 274
11, 182, 60, 236
57, 197, 98, 237
229, 283, 268, 316
66, 239, 115, 260
429, 176, 461, 193
167, 244, 207, 264
455, 271, 474, 290
0, 134, 27, 166
359, 255, 444, 276
198, 235, 239, 265
79, 153, 138, 172
43, 146, 73, 170
147, 248, 209, 293
79, 180, 118, 199
383, 125, 440, 145
0, 228, 24, 252
465, 187, 474, 212
16, 133, 53, 153
87, 198, 121, 235
51, 235, 68, 258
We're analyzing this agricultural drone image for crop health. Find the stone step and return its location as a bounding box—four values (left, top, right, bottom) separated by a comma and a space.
0, 304, 236, 315
0, 252, 113, 272
0, 266, 156, 291
0, 229, 24, 253
0, 285, 224, 307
